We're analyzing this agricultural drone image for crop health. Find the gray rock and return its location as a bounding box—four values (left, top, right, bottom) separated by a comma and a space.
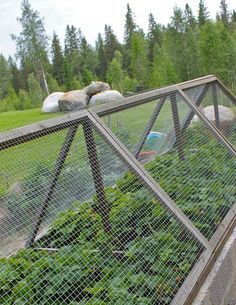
42, 92, 64, 113
192, 105, 236, 134
204, 105, 236, 134
58, 89, 89, 111
89, 90, 123, 107
85, 81, 110, 97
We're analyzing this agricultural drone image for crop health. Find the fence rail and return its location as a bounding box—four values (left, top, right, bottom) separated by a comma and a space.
0, 75, 235, 305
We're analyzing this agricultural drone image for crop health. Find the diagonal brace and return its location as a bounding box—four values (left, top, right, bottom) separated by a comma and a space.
88, 109, 211, 251
25, 125, 78, 247
134, 96, 166, 158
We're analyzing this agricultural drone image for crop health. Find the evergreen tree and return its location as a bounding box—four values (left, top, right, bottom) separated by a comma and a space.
51, 32, 64, 85
170, 7, 185, 33
123, 4, 137, 73
64, 25, 80, 58
0, 54, 12, 99
124, 3, 136, 48
96, 33, 107, 80
64, 25, 80, 82
79, 36, 97, 85
147, 13, 162, 62
219, 0, 231, 26
8, 56, 22, 94
11, 0, 49, 94
184, 3, 197, 29
231, 10, 236, 24
166, 7, 187, 80
130, 31, 149, 85
184, 4, 200, 79
104, 25, 120, 63
198, 0, 209, 26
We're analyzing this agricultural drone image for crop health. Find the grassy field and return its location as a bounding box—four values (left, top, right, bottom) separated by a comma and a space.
0, 102, 164, 196
0, 108, 63, 132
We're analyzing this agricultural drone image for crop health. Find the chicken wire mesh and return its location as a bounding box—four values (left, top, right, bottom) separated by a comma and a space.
0, 76, 235, 305
0, 118, 205, 305
100, 90, 236, 240
0, 128, 69, 257
183, 81, 236, 148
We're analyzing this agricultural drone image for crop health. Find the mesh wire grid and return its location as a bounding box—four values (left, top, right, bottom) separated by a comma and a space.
0, 76, 235, 305
183, 81, 236, 149
100, 91, 236, 240
0, 118, 204, 305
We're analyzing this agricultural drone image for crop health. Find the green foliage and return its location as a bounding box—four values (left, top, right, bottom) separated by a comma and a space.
219, 0, 231, 26
15, 89, 31, 110
1, 126, 235, 304
124, 3, 136, 48
0, 86, 19, 112
150, 45, 178, 87
11, 0, 50, 94
198, 0, 209, 26
51, 32, 65, 85
27, 73, 44, 107
147, 13, 162, 62
199, 21, 236, 83
2, 1, 236, 111
0, 54, 12, 99
130, 32, 149, 85
107, 50, 125, 93
46, 73, 61, 93
104, 25, 120, 63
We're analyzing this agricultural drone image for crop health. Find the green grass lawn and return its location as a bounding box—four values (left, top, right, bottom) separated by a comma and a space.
0, 102, 163, 196
0, 108, 63, 132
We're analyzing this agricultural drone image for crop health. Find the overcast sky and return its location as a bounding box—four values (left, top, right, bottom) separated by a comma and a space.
0, 0, 235, 58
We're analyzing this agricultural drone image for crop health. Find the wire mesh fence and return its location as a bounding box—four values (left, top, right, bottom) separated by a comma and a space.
183, 81, 236, 148
100, 90, 236, 241
0, 75, 235, 305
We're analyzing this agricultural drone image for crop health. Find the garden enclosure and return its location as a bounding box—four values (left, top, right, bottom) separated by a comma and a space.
0, 75, 236, 305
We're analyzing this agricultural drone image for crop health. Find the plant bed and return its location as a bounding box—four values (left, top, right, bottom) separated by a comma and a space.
0, 126, 235, 304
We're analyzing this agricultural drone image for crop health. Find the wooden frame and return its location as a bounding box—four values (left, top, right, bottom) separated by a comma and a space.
87, 110, 210, 250
0, 75, 236, 305
170, 93, 185, 161
212, 82, 220, 129
25, 125, 79, 247
134, 96, 166, 157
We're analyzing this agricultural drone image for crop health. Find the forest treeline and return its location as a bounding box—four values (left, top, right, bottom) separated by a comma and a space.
0, 0, 236, 112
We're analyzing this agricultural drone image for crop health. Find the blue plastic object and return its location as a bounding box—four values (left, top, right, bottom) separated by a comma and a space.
145, 131, 167, 151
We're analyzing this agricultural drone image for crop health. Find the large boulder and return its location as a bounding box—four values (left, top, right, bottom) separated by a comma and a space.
192, 105, 236, 134
85, 81, 110, 97
89, 90, 123, 107
58, 89, 89, 111
42, 92, 64, 113
204, 105, 236, 134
